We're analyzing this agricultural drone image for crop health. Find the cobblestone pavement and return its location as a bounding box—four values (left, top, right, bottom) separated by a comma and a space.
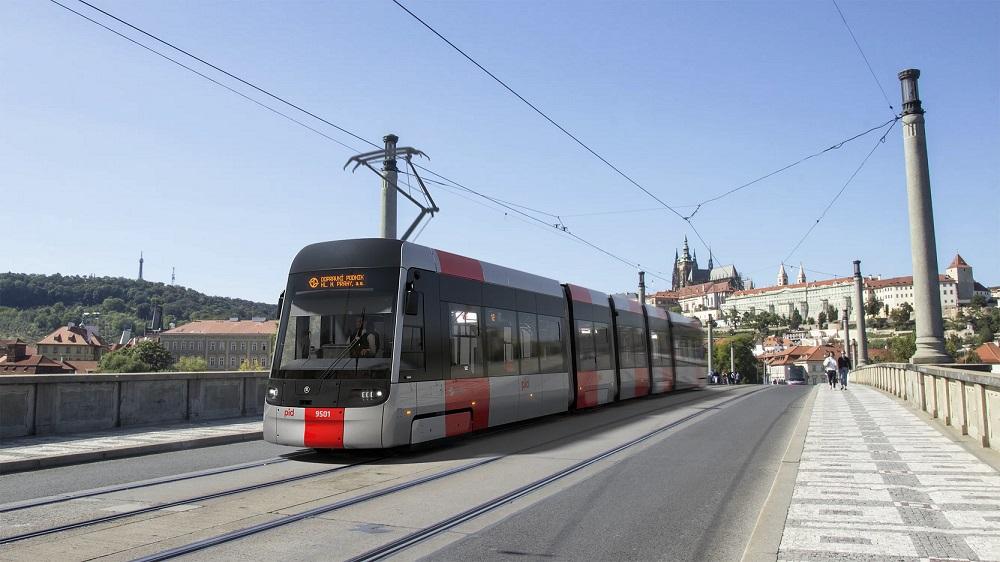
0, 417, 261, 468
778, 384, 1000, 561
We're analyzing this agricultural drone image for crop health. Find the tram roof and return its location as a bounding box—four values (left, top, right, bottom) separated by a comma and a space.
291, 238, 565, 299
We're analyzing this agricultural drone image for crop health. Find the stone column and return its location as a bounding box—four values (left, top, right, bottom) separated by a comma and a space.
898, 69, 949, 364
852, 260, 869, 365
842, 308, 851, 362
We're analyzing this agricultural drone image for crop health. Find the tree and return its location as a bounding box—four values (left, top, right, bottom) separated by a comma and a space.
817, 311, 828, 327
175, 356, 208, 372
826, 306, 839, 322
98, 349, 151, 373
713, 334, 759, 382
97, 340, 173, 373
789, 309, 803, 330
945, 333, 963, 360
865, 297, 883, 318
722, 308, 741, 331
132, 340, 174, 371
970, 294, 988, 310
890, 303, 913, 330
887, 333, 916, 363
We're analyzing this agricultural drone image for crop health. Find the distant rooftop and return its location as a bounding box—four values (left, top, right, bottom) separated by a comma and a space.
162, 319, 277, 335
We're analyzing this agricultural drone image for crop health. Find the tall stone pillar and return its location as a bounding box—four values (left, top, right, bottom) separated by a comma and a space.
898, 69, 949, 364
852, 260, 869, 365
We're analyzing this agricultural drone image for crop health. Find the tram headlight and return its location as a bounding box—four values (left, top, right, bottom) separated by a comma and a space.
267, 386, 280, 401
360, 389, 385, 401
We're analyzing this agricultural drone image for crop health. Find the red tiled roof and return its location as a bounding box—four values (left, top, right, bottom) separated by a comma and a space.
672, 280, 735, 299
0, 353, 76, 374
64, 360, 100, 373
975, 342, 1000, 364
731, 277, 854, 297
948, 254, 970, 269
868, 275, 955, 289
37, 325, 106, 348
162, 320, 277, 335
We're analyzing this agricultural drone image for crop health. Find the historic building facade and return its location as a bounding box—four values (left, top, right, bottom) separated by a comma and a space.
723, 273, 858, 321
158, 319, 277, 370
724, 262, 962, 321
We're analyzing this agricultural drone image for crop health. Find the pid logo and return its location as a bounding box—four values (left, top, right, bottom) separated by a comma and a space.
308, 277, 320, 289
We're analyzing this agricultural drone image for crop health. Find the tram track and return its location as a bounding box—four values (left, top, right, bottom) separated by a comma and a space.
2, 386, 749, 555
125, 386, 766, 562
348, 387, 768, 561
0, 455, 377, 545
0, 450, 314, 514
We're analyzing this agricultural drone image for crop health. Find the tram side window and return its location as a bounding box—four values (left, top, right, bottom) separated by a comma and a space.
651, 330, 670, 367
575, 320, 596, 370
538, 315, 565, 373
448, 303, 481, 378
518, 312, 539, 375
401, 292, 424, 370
486, 308, 519, 376
632, 327, 648, 368
617, 327, 634, 369
594, 321, 613, 371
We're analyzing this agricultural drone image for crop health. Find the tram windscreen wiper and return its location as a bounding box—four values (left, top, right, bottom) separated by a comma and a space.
317, 308, 365, 381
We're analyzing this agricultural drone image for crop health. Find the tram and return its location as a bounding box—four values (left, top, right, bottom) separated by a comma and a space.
264, 238, 707, 449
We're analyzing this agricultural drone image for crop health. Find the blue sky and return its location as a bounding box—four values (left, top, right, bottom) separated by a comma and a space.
2, 0, 997, 304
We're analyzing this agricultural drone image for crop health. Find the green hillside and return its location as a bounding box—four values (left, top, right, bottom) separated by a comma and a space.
0, 273, 277, 342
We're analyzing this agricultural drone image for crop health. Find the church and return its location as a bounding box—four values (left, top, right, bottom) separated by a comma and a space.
671, 237, 744, 291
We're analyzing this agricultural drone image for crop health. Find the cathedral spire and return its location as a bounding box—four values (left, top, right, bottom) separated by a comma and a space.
796, 263, 807, 284
777, 263, 788, 286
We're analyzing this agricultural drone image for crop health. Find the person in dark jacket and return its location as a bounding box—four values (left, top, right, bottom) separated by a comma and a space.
837, 354, 852, 389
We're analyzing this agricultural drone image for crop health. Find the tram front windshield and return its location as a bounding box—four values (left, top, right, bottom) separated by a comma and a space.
275, 268, 398, 380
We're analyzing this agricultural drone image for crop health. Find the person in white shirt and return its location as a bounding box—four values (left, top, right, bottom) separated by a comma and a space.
823, 352, 838, 389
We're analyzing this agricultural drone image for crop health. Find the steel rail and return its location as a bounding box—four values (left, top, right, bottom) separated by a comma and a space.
129, 387, 760, 561
0, 456, 377, 545
0, 451, 314, 514
131, 456, 502, 562
348, 387, 769, 562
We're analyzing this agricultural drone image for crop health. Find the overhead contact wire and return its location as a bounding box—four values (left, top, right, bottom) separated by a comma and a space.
782, 117, 898, 264
831, 0, 896, 116
391, 0, 689, 224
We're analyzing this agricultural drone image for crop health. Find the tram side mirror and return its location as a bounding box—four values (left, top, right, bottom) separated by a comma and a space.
276, 291, 285, 320
404, 287, 419, 316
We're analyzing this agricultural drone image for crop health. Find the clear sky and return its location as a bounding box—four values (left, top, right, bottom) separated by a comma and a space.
2, 0, 997, 304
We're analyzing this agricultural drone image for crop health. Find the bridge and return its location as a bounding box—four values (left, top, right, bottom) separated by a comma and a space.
2, 365, 998, 561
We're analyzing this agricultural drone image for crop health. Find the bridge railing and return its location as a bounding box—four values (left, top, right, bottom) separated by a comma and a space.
852, 363, 1000, 452
0, 371, 267, 439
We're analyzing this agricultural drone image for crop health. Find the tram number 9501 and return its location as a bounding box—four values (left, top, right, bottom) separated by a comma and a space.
314, 410, 333, 418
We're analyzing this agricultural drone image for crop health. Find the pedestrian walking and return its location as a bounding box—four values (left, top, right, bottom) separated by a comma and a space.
837, 354, 851, 389
823, 352, 838, 389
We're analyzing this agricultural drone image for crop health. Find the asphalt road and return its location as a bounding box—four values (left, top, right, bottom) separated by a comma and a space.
0, 439, 302, 503
427, 385, 811, 562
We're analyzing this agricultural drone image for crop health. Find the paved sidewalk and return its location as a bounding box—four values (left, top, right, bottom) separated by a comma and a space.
0, 417, 262, 474
778, 385, 1000, 561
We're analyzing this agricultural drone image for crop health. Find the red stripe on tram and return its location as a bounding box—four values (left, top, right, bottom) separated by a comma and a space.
436, 250, 484, 282
575, 370, 600, 408
303, 408, 345, 448
444, 378, 491, 434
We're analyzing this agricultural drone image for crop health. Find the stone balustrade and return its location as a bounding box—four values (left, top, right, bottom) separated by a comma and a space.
852, 363, 1000, 451
0, 371, 267, 438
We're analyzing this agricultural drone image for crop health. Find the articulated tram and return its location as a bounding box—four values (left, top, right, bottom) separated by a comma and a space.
264, 239, 707, 449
